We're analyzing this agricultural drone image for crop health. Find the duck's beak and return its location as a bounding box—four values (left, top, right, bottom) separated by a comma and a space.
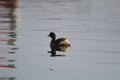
48, 34, 50, 37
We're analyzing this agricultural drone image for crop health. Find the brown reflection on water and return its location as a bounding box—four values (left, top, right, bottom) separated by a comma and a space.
0, 77, 16, 80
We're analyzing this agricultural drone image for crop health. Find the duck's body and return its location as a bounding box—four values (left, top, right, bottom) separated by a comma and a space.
48, 32, 71, 50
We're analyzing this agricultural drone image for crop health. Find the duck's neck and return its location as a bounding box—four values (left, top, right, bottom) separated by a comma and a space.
51, 36, 56, 42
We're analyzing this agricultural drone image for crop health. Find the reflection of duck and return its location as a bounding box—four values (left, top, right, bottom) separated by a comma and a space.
48, 46, 70, 57
48, 32, 71, 57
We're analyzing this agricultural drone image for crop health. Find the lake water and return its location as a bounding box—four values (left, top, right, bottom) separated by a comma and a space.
0, 0, 120, 80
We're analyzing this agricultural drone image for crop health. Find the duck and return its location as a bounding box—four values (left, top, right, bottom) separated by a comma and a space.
48, 32, 71, 49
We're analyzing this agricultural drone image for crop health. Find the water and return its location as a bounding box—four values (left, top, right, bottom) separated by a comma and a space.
1, 0, 120, 80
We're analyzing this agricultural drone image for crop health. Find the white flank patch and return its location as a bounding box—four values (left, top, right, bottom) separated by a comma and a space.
65, 39, 70, 44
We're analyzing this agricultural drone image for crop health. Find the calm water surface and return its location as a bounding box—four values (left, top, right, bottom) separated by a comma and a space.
1, 0, 120, 80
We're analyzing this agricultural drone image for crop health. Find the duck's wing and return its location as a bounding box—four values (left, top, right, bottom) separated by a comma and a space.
55, 38, 66, 43
55, 38, 71, 46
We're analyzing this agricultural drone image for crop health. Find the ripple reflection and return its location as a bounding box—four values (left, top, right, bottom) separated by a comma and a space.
0, 0, 20, 79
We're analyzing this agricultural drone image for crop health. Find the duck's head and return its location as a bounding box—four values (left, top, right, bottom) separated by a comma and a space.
48, 32, 56, 38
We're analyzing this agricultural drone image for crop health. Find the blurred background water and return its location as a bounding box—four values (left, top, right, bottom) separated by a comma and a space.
1, 0, 120, 80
